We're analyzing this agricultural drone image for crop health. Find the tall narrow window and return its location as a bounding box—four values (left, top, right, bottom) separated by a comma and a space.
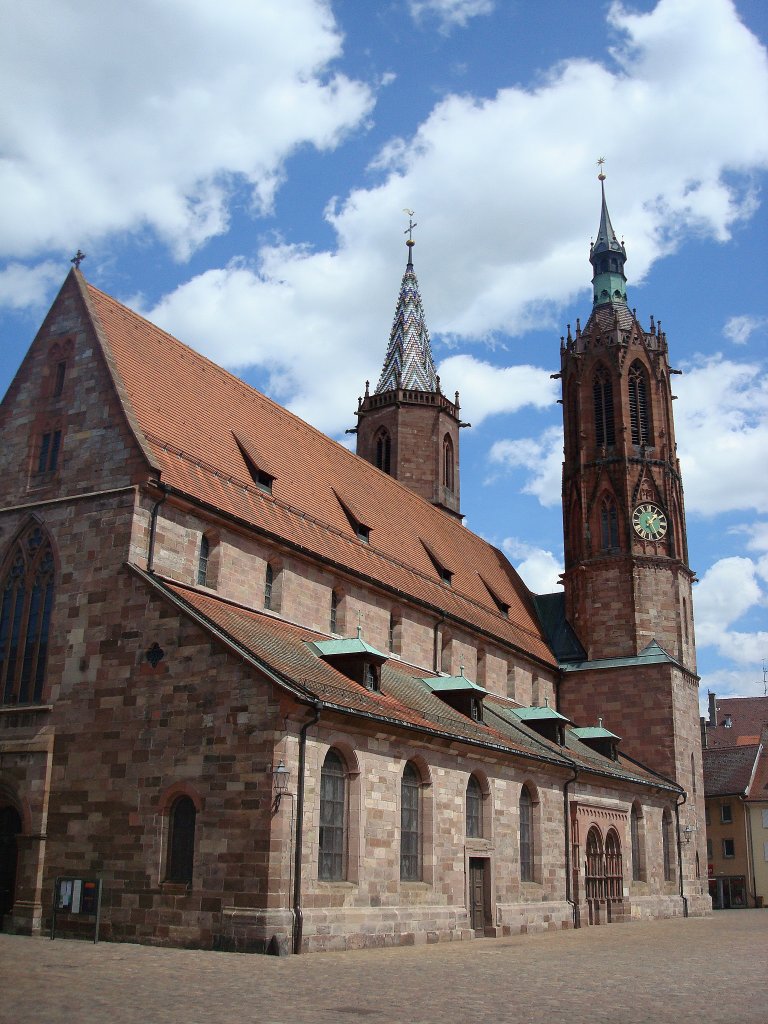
628, 361, 652, 446
519, 786, 533, 882
196, 535, 210, 586
631, 804, 642, 882
166, 796, 196, 884
400, 762, 421, 881
443, 435, 454, 492
466, 775, 483, 838
319, 749, 347, 881
264, 563, 273, 610
53, 361, 67, 398
0, 526, 55, 705
375, 429, 391, 475
330, 590, 339, 633
593, 367, 615, 448
600, 495, 619, 550
585, 826, 604, 901
36, 429, 62, 474
662, 808, 674, 882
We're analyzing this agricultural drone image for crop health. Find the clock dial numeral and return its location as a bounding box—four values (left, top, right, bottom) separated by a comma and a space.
632, 503, 667, 540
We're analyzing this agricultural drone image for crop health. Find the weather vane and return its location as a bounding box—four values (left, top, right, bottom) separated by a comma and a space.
71, 249, 87, 269
596, 157, 606, 181
403, 209, 417, 245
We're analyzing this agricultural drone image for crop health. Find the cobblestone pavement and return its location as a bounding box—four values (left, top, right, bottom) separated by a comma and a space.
1, 912, 766, 1024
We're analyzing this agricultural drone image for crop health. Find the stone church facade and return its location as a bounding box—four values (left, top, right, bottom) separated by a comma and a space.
0, 185, 709, 953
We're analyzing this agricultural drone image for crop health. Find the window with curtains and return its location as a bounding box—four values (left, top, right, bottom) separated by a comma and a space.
0, 525, 55, 705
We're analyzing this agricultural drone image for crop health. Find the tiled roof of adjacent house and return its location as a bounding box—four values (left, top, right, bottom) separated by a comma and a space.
134, 568, 672, 791
79, 271, 555, 667
704, 696, 768, 749
703, 744, 761, 797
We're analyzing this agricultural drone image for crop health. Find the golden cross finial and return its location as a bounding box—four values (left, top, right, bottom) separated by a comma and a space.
596, 157, 606, 182
403, 209, 417, 245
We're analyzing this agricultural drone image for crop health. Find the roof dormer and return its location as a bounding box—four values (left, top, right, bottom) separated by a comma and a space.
572, 718, 621, 761
309, 630, 387, 692
510, 701, 571, 745
421, 667, 486, 722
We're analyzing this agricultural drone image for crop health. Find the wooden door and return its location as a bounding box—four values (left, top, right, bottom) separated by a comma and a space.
469, 857, 487, 934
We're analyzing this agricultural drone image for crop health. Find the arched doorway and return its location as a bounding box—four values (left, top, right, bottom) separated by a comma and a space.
0, 806, 22, 924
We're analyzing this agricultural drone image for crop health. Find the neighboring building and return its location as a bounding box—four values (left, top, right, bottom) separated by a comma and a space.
702, 693, 768, 908
0, 183, 709, 953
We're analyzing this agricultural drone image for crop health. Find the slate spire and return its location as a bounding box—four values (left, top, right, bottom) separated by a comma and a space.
375, 235, 438, 394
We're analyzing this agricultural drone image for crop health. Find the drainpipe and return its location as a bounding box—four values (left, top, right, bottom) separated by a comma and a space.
292, 702, 322, 954
674, 793, 689, 918
147, 485, 167, 573
564, 767, 579, 927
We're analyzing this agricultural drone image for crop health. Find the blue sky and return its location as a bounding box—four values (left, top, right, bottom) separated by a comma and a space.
1, 0, 767, 706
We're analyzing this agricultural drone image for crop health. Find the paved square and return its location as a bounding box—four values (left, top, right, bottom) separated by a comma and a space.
1, 912, 765, 1024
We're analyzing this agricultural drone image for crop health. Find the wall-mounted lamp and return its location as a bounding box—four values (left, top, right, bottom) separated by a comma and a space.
682, 824, 696, 844
272, 760, 290, 810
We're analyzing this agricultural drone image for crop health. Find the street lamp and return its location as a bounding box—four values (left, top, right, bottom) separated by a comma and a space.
272, 760, 290, 810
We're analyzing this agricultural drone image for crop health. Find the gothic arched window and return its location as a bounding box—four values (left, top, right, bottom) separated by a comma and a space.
662, 807, 674, 882
600, 495, 619, 551
400, 762, 422, 881
466, 775, 483, 838
519, 786, 534, 882
585, 826, 603, 901
319, 749, 347, 881
375, 429, 391, 475
166, 796, 196, 885
264, 563, 274, 610
592, 366, 615, 448
443, 435, 454, 492
197, 535, 210, 586
0, 526, 55, 705
605, 829, 623, 899
631, 804, 642, 881
628, 361, 652, 446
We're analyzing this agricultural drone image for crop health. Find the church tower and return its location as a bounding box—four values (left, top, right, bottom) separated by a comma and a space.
355, 229, 464, 518
559, 173, 695, 672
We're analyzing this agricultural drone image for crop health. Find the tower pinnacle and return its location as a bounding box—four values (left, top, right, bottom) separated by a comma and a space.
589, 165, 627, 308
374, 215, 437, 393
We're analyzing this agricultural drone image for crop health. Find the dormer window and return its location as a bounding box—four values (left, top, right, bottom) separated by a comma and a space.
421, 540, 453, 586
511, 703, 571, 745
421, 671, 486, 723
233, 434, 275, 494
333, 490, 371, 545
308, 633, 386, 693
479, 576, 510, 617
572, 719, 621, 760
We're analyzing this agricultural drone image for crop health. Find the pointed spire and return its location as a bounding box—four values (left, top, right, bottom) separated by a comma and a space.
590, 162, 628, 308
375, 219, 438, 394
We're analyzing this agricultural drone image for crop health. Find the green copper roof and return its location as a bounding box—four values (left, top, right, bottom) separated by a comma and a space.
561, 640, 678, 673
590, 175, 628, 308
309, 636, 387, 660
421, 673, 487, 694
572, 726, 621, 741
510, 704, 571, 724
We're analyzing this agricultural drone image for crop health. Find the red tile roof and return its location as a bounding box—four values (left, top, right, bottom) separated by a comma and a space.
80, 272, 555, 667
704, 696, 768, 749
703, 744, 761, 797
135, 569, 670, 790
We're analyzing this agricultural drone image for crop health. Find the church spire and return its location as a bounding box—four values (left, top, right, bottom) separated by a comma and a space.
589, 164, 628, 308
374, 223, 438, 394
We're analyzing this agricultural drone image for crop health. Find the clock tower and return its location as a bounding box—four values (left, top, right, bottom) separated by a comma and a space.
559, 173, 695, 672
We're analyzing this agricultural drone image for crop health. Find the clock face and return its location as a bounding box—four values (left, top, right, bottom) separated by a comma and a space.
633, 503, 668, 540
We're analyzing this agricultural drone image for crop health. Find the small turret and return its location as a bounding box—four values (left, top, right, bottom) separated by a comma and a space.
590, 168, 628, 307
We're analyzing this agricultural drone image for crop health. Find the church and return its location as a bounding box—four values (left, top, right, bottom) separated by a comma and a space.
0, 182, 709, 953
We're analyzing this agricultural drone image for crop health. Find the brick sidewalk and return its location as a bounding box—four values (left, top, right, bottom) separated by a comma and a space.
1, 912, 766, 1024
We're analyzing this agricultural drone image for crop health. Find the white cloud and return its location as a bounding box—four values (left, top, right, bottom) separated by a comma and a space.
409, 0, 495, 32
437, 354, 558, 426
0, 0, 373, 260
676, 356, 768, 515
694, 555, 768, 666
723, 314, 768, 345
501, 538, 563, 594
487, 426, 563, 507
0, 262, 63, 310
